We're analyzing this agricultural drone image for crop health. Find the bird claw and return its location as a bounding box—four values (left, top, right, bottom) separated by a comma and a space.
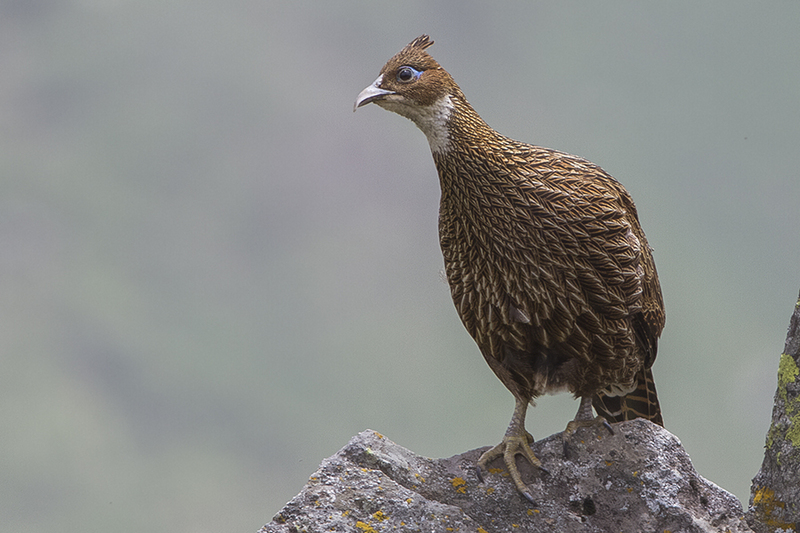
521, 490, 536, 505
476, 433, 543, 503
562, 416, 614, 459
475, 464, 484, 483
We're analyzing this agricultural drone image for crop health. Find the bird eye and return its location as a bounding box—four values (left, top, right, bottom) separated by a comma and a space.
396, 66, 422, 83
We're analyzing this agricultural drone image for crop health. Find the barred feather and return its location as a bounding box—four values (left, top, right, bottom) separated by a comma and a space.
593, 368, 664, 426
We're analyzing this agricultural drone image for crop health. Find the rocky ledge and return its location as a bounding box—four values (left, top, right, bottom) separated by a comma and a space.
261, 419, 750, 533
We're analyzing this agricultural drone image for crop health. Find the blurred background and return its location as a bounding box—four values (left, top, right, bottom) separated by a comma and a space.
2, 1, 799, 531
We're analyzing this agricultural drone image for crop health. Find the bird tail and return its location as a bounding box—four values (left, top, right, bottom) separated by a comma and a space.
592, 367, 664, 426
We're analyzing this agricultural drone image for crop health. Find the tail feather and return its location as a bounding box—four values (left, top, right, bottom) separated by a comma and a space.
592, 367, 663, 427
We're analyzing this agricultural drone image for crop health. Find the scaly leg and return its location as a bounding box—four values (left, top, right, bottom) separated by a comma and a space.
476, 398, 541, 504
562, 396, 614, 457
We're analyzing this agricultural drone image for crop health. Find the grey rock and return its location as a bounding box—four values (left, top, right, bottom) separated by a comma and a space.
748, 291, 800, 532
261, 420, 750, 533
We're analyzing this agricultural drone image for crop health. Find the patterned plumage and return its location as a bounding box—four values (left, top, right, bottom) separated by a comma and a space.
355, 35, 665, 502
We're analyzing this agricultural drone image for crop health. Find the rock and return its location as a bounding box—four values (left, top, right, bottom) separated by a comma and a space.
748, 291, 800, 532
261, 420, 750, 533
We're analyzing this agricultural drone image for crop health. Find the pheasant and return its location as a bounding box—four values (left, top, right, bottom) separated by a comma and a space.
355, 35, 665, 503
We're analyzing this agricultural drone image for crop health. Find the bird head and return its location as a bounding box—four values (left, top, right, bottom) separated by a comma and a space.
355, 35, 459, 153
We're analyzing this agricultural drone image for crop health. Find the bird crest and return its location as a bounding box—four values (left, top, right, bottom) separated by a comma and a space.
404, 34, 434, 52
381, 34, 441, 74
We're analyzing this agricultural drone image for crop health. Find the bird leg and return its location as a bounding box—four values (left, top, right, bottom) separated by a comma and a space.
562, 396, 614, 458
476, 398, 541, 504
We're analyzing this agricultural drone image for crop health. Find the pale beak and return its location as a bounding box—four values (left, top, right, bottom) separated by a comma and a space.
354, 75, 395, 111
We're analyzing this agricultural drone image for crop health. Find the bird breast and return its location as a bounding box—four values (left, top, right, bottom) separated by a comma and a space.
435, 151, 646, 385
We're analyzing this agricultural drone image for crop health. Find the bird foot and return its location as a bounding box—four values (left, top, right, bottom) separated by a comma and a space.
562, 416, 614, 459
476, 431, 541, 504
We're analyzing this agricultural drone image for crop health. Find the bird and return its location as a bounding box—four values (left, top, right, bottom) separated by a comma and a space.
354, 35, 665, 503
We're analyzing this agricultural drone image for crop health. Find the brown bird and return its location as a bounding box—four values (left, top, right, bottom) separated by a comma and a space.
355, 35, 665, 503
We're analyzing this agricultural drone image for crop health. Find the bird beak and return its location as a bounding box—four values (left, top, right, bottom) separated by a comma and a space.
354, 75, 395, 111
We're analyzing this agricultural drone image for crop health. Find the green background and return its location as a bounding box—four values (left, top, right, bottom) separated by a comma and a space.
3, 1, 799, 531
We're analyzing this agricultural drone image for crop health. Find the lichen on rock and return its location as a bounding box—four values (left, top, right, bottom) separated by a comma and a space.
262, 421, 751, 533
748, 292, 800, 533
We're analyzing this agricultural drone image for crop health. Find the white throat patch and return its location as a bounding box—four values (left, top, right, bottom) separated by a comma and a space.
379, 94, 454, 154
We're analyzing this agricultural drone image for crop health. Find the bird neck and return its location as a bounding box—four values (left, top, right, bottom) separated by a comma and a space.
429, 90, 512, 174
429, 91, 526, 211
444, 92, 505, 153
406, 86, 505, 158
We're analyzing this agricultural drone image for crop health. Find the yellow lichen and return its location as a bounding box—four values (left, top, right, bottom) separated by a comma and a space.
751, 486, 796, 530
450, 477, 467, 494
372, 510, 388, 521
778, 353, 799, 401
355, 521, 377, 533
788, 412, 800, 447
775, 353, 800, 448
